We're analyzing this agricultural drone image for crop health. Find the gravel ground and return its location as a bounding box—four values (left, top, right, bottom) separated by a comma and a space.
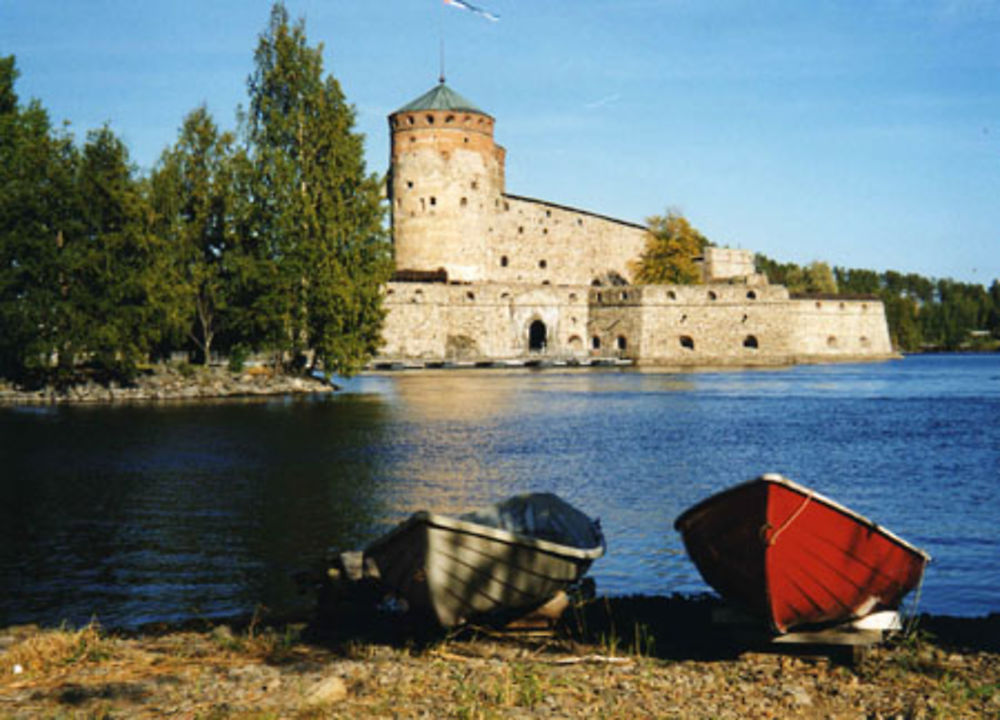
2, 605, 999, 719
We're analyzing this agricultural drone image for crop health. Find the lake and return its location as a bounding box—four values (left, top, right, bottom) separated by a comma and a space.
1, 353, 998, 629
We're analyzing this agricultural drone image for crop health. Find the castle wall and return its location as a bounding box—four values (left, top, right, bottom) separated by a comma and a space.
376, 282, 897, 366
379, 282, 591, 362
785, 297, 896, 361
485, 195, 649, 286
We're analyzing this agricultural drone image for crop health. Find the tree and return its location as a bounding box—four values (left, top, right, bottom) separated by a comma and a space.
242, 3, 392, 375
151, 106, 244, 363
632, 212, 708, 285
0, 56, 82, 384
69, 125, 163, 378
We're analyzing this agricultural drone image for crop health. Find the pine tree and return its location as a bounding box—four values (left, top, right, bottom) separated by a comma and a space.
0, 56, 82, 384
70, 126, 163, 378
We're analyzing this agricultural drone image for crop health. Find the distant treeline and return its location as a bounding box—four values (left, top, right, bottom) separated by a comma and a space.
0, 5, 391, 388
756, 256, 1000, 352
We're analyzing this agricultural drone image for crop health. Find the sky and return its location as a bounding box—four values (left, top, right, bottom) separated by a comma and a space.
3, 0, 998, 286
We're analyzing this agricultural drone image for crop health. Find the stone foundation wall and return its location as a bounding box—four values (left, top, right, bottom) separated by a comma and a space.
377, 282, 897, 367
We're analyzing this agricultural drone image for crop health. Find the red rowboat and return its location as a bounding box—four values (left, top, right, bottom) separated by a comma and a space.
674, 474, 930, 633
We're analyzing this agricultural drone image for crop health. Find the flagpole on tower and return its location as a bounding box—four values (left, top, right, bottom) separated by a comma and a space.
438, 0, 446, 84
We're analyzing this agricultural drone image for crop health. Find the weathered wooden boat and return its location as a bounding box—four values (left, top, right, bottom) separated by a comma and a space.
363, 493, 605, 628
674, 473, 930, 634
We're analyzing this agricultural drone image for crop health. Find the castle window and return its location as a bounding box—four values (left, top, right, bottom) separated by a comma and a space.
464, 137, 469, 144
577, 219, 583, 226
592, 336, 601, 350
616, 336, 628, 350
543, 228, 548, 235
747, 290, 757, 300
827, 336, 838, 348
860, 336, 870, 347
539, 259, 547, 269
466, 291, 475, 301
839, 302, 846, 310
407, 115, 415, 125
620, 291, 628, 301
743, 335, 759, 349
741, 314, 748, 323
500, 255, 508, 267
410, 136, 416, 143
518, 226, 524, 234
596, 292, 603, 302
708, 290, 718, 301
569, 293, 577, 301
471, 180, 478, 190
426, 114, 434, 124
546, 210, 552, 218
504, 202, 510, 211
430, 196, 436, 206
569, 335, 583, 350
445, 114, 455, 123
862, 303, 869, 312
815, 301, 823, 309
680, 335, 695, 350
406, 180, 413, 189
500, 292, 511, 300
667, 290, 677, 300
542, 280, 550, 285
460, 197, 467, 207
680, 314, 687, 323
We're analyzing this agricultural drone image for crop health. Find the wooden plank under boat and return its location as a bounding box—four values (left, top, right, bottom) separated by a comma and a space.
364, 493, 605, 628
674, 473, 930, 634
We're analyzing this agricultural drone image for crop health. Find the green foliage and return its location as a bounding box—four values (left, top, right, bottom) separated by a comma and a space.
0, 5, 393, 387
633, 212, 708, 285
0, 56, 83, 384
241, 2, 392, 376
150, 106, 245, 364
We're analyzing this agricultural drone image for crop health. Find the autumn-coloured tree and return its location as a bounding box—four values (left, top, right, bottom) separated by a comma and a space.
632, 212, 709, 285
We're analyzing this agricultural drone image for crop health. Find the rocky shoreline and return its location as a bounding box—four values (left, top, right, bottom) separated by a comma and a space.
0, 364, 334, 405
2, 600, 998, 719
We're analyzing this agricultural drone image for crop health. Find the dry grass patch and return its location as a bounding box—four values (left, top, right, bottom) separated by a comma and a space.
1, 623, 111, 680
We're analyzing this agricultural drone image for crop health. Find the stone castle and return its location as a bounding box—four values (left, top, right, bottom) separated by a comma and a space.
374, 82, 896, 367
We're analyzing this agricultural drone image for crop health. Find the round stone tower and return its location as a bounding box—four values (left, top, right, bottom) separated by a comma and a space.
388, 81, 506, 282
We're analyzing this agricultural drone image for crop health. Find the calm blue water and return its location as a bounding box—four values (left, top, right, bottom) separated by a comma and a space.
1, 354, 998, 628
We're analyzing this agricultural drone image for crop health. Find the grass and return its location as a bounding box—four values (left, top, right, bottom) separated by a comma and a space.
1, 622, 111, 680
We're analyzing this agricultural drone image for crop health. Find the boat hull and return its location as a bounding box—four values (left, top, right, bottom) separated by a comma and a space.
366, 507, 604, 628
674, 474, 930, 633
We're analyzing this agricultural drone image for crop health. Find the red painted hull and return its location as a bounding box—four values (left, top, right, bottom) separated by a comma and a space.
674, 474, 930, 633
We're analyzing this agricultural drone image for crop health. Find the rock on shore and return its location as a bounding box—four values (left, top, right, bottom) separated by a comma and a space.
0, 364, 334, 405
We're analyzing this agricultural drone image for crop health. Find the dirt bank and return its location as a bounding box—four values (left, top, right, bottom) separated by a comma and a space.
2, 598, 998, 719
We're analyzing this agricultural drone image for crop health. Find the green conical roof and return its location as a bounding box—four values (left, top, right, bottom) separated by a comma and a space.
395, 82, 486, 115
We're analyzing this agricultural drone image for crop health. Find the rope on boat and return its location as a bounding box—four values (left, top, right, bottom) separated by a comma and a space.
761, 492, 813, 546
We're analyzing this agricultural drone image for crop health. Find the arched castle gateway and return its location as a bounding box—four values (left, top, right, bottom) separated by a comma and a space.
376, 82, 897, 367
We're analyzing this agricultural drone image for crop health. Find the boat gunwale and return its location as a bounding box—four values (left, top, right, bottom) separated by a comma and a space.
366, 510, 606, 562
674, 473, 931, 563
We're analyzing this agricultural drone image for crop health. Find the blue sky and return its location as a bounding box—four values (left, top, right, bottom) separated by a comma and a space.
3, 0, 998, 285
